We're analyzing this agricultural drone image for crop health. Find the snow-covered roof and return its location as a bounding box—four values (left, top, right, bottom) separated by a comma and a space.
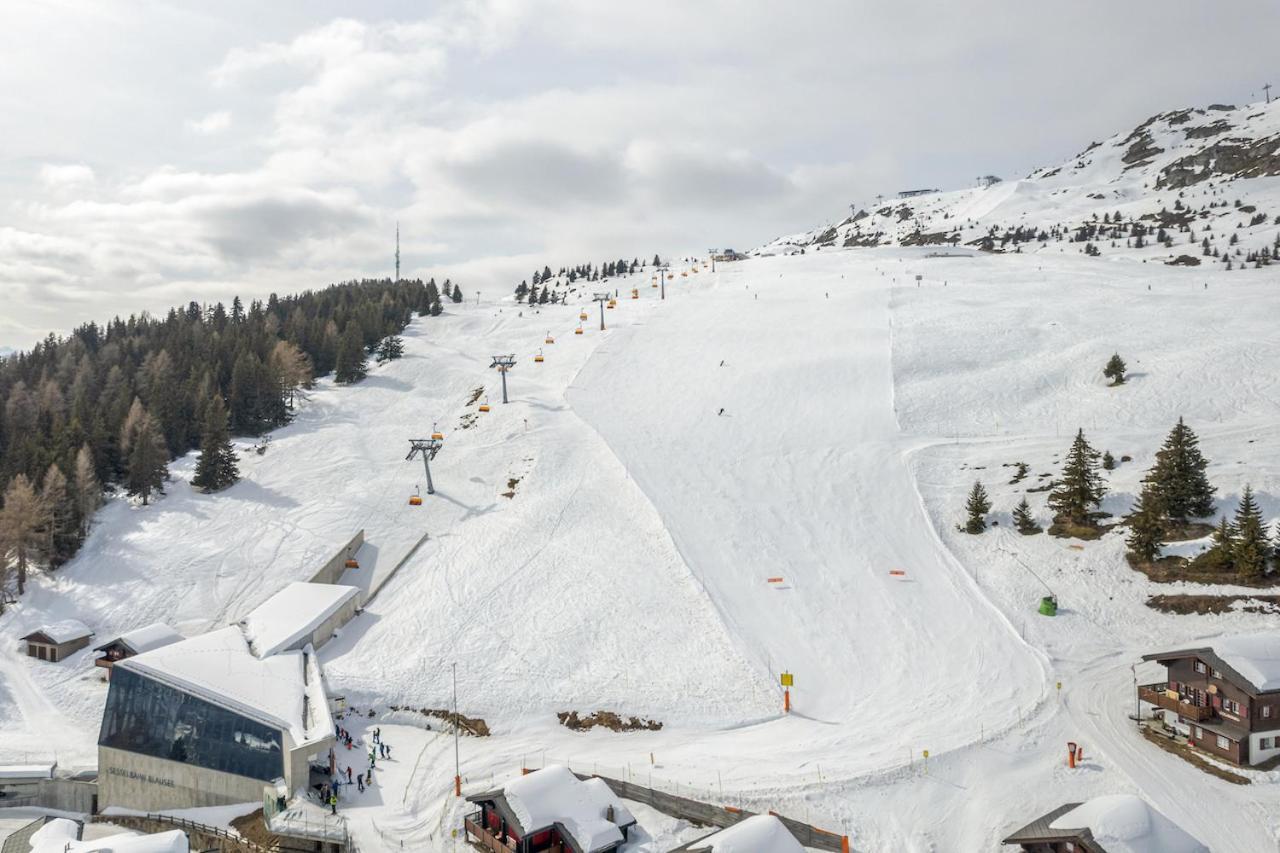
1207, 635, 1280, 692
0, 763, 55, 780
119, 626, 309, 742
241, 582, 359, 658
23, 619, 93, 644
502, 766, 632, 852
94, 623, 184, 656
29, 818, 189, 853
1049, 795, 1207, 853
685, 815, 804, 853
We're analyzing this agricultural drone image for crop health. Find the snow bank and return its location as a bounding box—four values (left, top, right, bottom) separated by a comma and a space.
1050, 795, 1207, 853
686, 815, 804, 853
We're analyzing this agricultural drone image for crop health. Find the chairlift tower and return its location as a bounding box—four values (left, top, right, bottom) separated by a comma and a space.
657, 263, 670, 300
406, 437, 443, 495
592, 292, 611, 330
490, 354, 516, 403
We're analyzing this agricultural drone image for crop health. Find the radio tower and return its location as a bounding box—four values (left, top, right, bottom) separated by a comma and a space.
395, 221, 401, 282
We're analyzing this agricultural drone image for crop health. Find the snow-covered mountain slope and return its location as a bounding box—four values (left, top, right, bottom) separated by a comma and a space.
4, 248, 1280, 850
758, 99, 1280, 271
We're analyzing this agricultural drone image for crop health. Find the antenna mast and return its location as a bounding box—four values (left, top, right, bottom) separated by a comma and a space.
395, 221, 401, 282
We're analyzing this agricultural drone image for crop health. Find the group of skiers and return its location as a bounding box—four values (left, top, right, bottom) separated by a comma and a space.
321, 723, 396, 815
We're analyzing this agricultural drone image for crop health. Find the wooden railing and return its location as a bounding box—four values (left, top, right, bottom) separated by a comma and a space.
465, 815, 515, 852
1140, 683, 1213, 722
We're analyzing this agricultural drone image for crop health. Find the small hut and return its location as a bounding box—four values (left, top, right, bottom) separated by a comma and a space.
93, 623, 184, 678
21, 620, 93, 663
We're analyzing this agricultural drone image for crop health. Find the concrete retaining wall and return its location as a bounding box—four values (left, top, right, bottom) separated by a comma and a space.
309, 531, 364, 586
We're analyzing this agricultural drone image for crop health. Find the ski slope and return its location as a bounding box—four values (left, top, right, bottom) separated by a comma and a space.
3, 247, 1280, 850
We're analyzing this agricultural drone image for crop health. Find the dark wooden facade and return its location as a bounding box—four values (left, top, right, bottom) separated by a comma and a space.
1141, 647, 1280, 766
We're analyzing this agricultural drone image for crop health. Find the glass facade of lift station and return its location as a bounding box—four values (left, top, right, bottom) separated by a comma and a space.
97, 666, 285, 782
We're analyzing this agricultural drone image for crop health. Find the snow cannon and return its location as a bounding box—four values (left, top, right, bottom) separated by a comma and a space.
1038, 595, 1058, 617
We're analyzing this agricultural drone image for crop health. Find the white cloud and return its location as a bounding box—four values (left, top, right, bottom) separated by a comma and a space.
185, 110, 232, 134
38, 163, 95, 189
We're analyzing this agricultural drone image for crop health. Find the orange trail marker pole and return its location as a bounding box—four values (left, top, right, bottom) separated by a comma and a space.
784, 688, 790, 713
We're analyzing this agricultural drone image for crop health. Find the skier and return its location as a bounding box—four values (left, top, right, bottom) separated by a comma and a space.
357, 773, 364, 793
330, 794, 337, 815
717, 408, 724, 416
346, 766, 353, 783
386, 744, 392, 760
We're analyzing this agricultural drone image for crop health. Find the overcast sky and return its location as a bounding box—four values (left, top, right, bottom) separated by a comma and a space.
2, 0, 1277, 347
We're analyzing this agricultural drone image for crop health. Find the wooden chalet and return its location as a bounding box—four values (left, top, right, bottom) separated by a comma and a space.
1139, 636, 1280, 766
93, 623, 184, 679
464, 766, 635, 853
21, 620, 93, 663
1002, 795, 1207, 852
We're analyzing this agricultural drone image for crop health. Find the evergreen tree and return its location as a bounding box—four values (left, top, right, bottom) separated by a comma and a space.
1232, 485, 1271, 582
0, 474, 48, 595
1103, 352, 1127, 385
1013, 497, 1042, 535
451, 284, 464, 304
376, 335, 405, 364
527, 284, 539, 305
1048, 429, 1106, 524
191, 397, 240, 493
429, 293, 443, 316
1143, 418, 1216, 521
964, 481, 991, 534
123, 405, 169, 506
334, 324, 368, 385
1102, 451, 1116, 470
1126, 487, 1164, 563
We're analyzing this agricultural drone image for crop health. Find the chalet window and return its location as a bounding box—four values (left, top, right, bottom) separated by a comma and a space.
1217, 735, 1230, 750
1194, 726, 1203, 739
1264, 706, 1272, 719
1212, 668, 1222, 678
1194, 661, 1207, 674
1261, 737, 1273, 750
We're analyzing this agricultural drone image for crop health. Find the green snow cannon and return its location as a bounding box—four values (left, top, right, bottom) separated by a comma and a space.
1038, 595, 1058, 617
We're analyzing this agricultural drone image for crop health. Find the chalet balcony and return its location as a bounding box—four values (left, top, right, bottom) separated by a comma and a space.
1139, 683, 1213, 722
465, 814, 515, 852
